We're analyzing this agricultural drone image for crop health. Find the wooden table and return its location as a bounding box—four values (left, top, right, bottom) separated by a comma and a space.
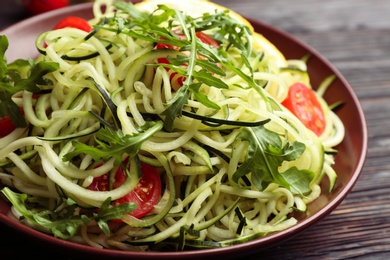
0, 0, 388, 259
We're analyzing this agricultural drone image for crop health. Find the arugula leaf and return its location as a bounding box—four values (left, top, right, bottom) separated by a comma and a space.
231, 125, 314, 195
192, 69, 228, 89
111, 2, 255, 131
0, 36, 9, 79
63, 121, 163, 165
189, 82, 221, 110
194, 59, 226, 76
0, 35, 58, 127
1, 187, 136, 239
161, 86, 190, 131
94, 196, 137, 236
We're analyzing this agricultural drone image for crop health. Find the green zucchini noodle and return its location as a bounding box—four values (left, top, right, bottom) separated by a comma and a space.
0, 0, 345, 251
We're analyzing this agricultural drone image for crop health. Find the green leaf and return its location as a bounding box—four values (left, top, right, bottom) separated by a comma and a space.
281, 167, 315, 195
190, 89, 220, 110
161, 86, 190, 131
186, 82, 220, 110
10, 61, 58, 93
109, 2, 256, 130
94, 196, 137, 236
192, 69, 228, 89
63, 121, 163, 165
0, 187, 84, 239
0, 35, 58, 128
166, 54, 189, 66
195, 59, 226, 76
0, 35, 9, 79
0, 90, 25, 127
231, 125, 314, 195
1, 187, 136, 239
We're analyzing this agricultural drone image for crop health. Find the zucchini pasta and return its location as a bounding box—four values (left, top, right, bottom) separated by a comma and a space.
0, 0, 344, 251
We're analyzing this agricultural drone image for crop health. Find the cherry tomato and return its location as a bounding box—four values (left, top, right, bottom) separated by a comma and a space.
88, 161, 162, 218
113, 163, 162, 218
0, 108, 26, 137
282, 82, 326, 136
21, 0, 69, 15
53, 16, 93, 32
0, 116, 17, 137
195, 31, 220, 48
86, 172, 109, 192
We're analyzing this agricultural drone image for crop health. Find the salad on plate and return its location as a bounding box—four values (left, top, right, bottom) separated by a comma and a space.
0, 0, 344, 252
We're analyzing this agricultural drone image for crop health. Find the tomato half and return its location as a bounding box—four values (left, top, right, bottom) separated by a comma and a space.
53, 16, 93, 32
281, 82, 326, 136
88, 161, 162, 219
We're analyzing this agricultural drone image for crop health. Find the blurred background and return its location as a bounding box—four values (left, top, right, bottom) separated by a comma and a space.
0, 0, 94, 29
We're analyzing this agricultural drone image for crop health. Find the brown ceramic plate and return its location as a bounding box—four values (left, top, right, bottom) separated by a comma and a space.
0, 2, 367, 259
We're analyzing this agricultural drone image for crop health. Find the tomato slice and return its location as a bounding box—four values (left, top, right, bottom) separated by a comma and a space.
88, 161, 162, 219
53, 16, 92, 32
281, 82, 326, 136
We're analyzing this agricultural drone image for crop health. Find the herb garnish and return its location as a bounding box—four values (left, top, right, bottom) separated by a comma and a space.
0, 35, 58, 128
63, 121, 163, 166
1, 187, 135, 239
232, 125, 314, 195
103, 2, 259, 131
